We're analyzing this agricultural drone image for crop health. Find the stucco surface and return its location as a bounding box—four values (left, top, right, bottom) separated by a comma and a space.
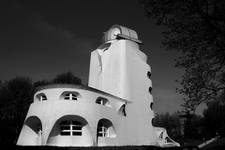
17, 25, 178, 147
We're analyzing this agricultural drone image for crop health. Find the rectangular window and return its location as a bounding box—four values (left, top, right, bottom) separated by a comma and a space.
64, 93, 77, 100
98, 126, 108, 137
64, 96, 70, 100
72, 126, 82, 130
60, 120, 82, 136
61, 125, 70, 130
40, 95, 47, 101
72, 131, 82, 136
98, 132, 103, 137
60, 131, 71, 136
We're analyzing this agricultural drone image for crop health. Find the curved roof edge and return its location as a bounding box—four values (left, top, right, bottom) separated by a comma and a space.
103, 24, 142, 44
35, 84, 131, 103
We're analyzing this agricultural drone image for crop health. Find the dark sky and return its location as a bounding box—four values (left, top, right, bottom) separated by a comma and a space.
0, 0, 192, 114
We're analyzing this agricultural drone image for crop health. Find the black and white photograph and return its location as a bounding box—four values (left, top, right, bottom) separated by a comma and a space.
0, 0, 224, 150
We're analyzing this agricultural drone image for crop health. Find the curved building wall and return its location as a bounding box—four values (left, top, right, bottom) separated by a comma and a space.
17, 25, 161, 147
17, 86, 128, 146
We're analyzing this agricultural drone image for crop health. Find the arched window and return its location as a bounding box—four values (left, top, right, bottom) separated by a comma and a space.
118, 104, 126, 116
61, 91, 79, 100
98, 125, 108, 137
47, 115, 93, 145
60, 120, 82, 136
64, 93, 77, 100
96, 97, 110, 106
36, 93, 47, 101
147, 71, 151, 79
97, 119, 115, 138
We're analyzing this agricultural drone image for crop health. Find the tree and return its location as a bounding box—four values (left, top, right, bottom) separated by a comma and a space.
33, 80, 50, 88
202, 101, 225, 138
0, 77, 34, 144
52, 72, 82, 85
140, 0, 225, 112
153, 112, 181, 140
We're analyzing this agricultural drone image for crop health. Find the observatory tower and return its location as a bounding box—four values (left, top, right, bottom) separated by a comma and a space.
88, 25, 156, 144
17, 25, 179, 147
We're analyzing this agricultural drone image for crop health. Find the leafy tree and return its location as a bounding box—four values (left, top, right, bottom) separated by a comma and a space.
140, 0, 225, 112
185, 114, 204, 139
202, 101, 225, 138
0, 77, 34, 144
52, 71, 82, 85
33, 80, 50, 88
33, 72, 82, 88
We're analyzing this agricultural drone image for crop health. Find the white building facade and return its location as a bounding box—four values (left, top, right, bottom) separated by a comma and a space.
17, 25, 179, 147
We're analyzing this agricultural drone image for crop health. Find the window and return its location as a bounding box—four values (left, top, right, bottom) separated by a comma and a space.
147, 71, 151, 79
60, 120, 82, 136
159, 132, 163, 139
64, 93, 77, 100
61, 91, 79, 100
119, 104, 126, 116
150, 102, 153, 110
149, 87, 152, 94
36, 93, 47, 101
98, 125, 109, 137
40, 95, 47, 101
96, 97, 110, 106
97, 119, 116, 138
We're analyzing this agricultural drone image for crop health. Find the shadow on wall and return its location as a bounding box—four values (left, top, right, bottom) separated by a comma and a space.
17, 116, 42, 145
